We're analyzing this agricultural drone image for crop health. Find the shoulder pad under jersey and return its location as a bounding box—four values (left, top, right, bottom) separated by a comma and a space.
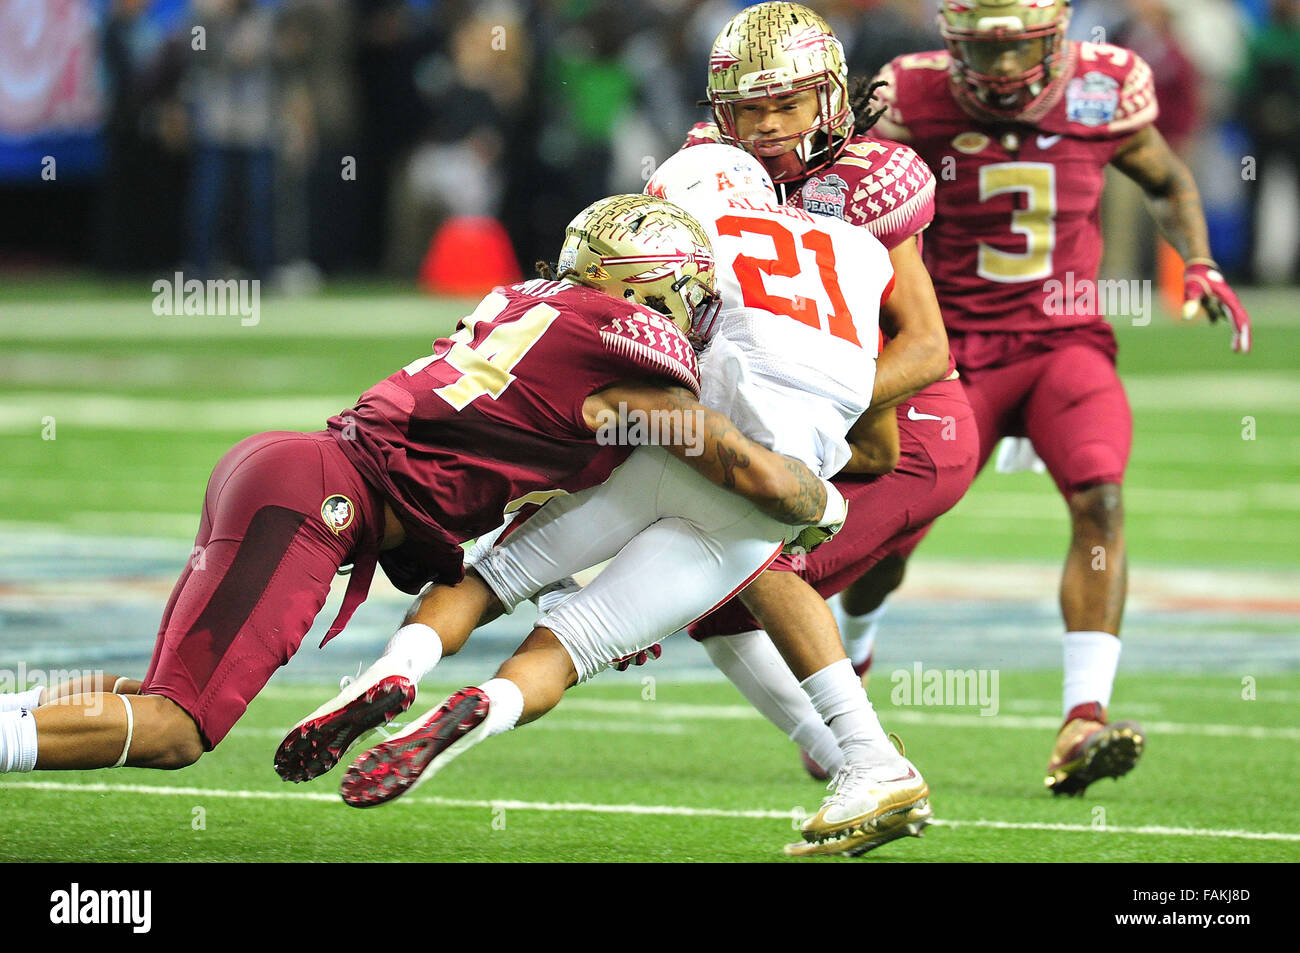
869, 51, 953, 142
599, 298, 701, 397
1060, 42, 1159, 139
797, 137, 935, 250
682, 121, 725, 150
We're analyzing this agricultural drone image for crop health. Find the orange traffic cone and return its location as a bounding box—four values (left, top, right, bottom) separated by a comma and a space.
1157, 238, 1184, 318
419, 216, 522, 296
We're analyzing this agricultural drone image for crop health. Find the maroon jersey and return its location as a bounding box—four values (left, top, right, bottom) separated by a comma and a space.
682, 124, 935, 252
329, 279, 699, 588
871, 42, 1158, 334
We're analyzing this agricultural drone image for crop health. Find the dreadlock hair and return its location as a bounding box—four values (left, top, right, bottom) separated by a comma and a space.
849, 77, 889, 135
535, 260, 558, 280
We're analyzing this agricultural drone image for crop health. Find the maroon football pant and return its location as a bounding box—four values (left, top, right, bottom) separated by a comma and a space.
951, 324, 1134, 496
139, 431, 385, 748
689, 377, 978, 639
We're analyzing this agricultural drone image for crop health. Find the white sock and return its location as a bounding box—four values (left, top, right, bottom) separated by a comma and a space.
0, 709, 39, 772
479, 677, 524, 738
0, 686, 46, 712
702, 630, 840, 765
790, 715, 844, 776
1062, 630, 1122, 717
800, 659, 899, 767
831, 595, 886, 669
380, 623, 443, 682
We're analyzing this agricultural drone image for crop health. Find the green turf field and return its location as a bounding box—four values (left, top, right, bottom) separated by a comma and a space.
1, 280, 1297, 862
2, 674, 1296, 862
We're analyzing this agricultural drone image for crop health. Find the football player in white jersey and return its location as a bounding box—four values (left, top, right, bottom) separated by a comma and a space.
279, 147, 949, 856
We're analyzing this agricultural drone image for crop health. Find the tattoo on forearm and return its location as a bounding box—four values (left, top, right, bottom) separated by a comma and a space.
770, 456, 827, 525
660, 386, 825, 523
1116, 133, 1211, 261
716, 440, 745, 488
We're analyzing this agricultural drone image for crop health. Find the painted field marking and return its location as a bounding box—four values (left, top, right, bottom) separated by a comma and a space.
557, 699, 1300, 741
4, 780, 1298, 843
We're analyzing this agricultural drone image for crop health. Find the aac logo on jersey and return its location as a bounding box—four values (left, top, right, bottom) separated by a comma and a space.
1067, 72, 1121, 127
321, 495, 354, 535
801, 174, 849, 219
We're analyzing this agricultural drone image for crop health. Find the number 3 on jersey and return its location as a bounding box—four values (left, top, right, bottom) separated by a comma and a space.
405, 292, 558, 411
714, 215, 861, 346
977, 162, 1057, 283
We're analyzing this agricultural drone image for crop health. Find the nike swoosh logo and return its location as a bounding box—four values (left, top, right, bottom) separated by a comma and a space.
1037, 134, 1063, 150
906, 406, 942, 422
883, 767, 917, 783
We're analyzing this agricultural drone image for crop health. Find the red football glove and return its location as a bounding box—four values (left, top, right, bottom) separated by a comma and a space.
1182, 260, 1251, 354
612, 644, 662, 672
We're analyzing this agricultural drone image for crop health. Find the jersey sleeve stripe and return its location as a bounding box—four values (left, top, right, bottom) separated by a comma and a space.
599, 331, 702, 396
865, 175, 936, 248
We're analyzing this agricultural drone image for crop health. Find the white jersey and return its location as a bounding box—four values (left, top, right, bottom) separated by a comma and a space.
695, 196, 893, 477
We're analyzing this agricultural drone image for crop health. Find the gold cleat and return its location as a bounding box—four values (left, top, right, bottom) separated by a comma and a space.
1045, 702, 1145, 796
784, 802, 933, 858
801, 754, 930, 843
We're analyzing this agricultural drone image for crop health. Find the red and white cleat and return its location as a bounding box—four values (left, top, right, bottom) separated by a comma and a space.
274, 665, 416, 783
1044, 702, 1145, 796
340, 687, 490, 808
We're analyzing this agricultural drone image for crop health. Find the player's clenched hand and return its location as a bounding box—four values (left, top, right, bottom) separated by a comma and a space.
612, 644, 662, 671
784, 482, 849, 555
1182, 260, 1251, 354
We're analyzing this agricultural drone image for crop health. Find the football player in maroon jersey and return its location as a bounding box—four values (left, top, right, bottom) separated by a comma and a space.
840, 0, 1253, 794
0, 195, 843, 778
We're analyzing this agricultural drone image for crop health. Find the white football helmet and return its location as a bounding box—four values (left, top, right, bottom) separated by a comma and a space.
645, 145, 778, 218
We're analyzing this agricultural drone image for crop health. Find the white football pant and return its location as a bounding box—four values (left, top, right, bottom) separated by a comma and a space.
470, 446, 795, 682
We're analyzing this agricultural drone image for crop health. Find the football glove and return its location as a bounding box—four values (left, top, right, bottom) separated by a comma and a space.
612, 644, 662, 671
1182, 259, 1251, 354
784, 479, 849, 555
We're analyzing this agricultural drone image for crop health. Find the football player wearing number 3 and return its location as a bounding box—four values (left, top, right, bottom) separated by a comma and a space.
844, 0, 1253, 795
0, 196, 840, 777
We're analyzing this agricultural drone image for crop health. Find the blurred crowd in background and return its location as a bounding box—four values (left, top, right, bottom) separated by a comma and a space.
2, 0, 1298, 291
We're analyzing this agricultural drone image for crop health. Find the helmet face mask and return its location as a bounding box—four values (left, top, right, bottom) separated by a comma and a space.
556, 194, 722, 343
939, 0, 1072, 119
706, 2, 853, 184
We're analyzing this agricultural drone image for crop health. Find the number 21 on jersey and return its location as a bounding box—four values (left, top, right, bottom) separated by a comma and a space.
714, 214, 862, 347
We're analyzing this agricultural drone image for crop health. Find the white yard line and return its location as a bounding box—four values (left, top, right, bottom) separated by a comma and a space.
557, 699, 1300, 740
0, 393, 356, 433
3, 780, 1297, 843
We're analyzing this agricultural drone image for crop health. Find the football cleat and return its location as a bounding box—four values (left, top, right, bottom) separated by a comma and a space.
339, 687, 490, 808
784, 801, 933, 858
800, 754, 930, 845
1044, 702, 1145, 796
274, 661, 416, 783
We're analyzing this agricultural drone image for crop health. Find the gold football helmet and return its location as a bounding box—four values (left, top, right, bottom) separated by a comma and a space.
706, 2, 853, 183
556, 194, 722, 341
939, 0, 1073, 119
